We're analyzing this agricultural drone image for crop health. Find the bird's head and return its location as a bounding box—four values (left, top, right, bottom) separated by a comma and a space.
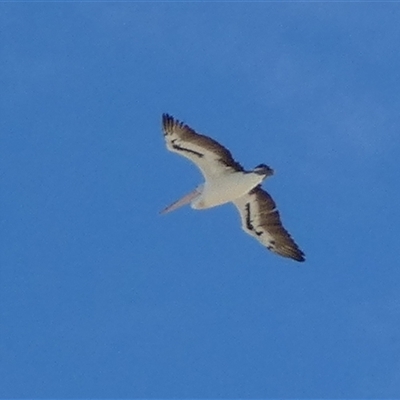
254, 164, 274, 177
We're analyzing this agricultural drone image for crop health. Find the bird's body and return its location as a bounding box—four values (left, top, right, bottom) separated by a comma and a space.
161, 113, 305, 262
192, 170, 265, 209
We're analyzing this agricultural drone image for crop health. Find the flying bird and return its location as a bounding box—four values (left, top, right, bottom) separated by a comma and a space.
160, 114, 305, 262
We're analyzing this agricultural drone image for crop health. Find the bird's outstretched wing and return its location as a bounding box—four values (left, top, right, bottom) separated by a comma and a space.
233, 185, 305, 262
162, 114, 244, 181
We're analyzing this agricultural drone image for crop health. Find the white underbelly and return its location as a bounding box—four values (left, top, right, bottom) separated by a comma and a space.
193, 172, 263, 209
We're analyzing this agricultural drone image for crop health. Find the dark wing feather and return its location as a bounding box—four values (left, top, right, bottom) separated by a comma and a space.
234, 186, 305, 262
162, 114, 244, 180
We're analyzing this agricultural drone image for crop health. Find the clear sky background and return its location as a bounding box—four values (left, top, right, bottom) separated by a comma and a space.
1, 2, 400, 398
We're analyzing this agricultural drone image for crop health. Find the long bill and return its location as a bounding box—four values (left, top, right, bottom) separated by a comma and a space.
160, 188, 200, 214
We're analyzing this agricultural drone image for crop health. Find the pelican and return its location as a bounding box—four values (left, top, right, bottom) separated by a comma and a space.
161, 114, 305, 262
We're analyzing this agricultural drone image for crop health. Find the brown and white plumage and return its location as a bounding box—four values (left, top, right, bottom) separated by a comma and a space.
233, 186, 305, 262
162, 113, 243, 180
161, 113, 305, 262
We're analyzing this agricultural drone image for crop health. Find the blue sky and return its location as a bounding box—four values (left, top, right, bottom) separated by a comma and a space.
2, 2, 400, 398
